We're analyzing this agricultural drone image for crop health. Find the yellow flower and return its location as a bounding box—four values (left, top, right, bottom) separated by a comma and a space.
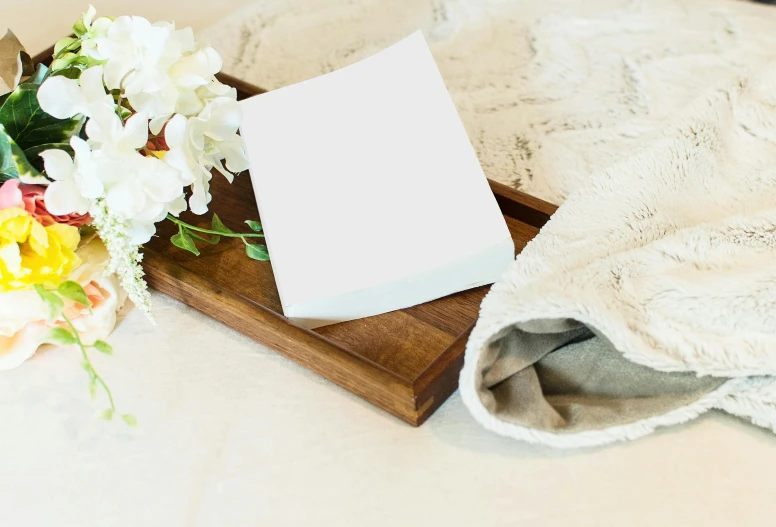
0, 207, 81, 292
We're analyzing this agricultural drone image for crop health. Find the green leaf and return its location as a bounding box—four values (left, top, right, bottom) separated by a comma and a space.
187, 231, 220, 245
88, 377, 97, 399
54, 37, 78, 55
211, 213, 234, 234
245, 243, 270, 261
122, 414, 138, 427
101, 409, 114, 421
27, 64, 48, 86
0, 83, 84, 151
73, 19, 88, 38
245, 220, 263, 232
24, 142, 72, 159
93, 340, 113, 356
0, 124, 45, 183
43, 327, 76, 346
80, 359, 93, 376
34, 284, 64, 321
53, 67, 82, 80
57, 280, 91, 313
51, 53, 78, 72
171, 228, 200, 256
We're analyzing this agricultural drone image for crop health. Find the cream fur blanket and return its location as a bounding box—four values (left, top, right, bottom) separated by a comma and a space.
203, 0, 776, 445
459, 60, 776, 447
204, 0, 776, 205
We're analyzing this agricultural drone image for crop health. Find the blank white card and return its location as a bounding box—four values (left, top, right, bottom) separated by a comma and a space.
238, 31, 514, 328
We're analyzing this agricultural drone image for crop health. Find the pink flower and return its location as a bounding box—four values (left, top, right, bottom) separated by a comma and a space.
0, 179, 91, 227
0, 179, 24, 210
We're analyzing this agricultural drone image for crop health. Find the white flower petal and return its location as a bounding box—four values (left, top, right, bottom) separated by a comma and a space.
173, 27, 196, 53
44, 180, 90, 215
164, 114, 187, 148
37, 76, 86, 119
40, 149, 74, 181
127, 221, 156, 245
79, 65, 107, 103
149, 114, 171, 136
83, 5, 97, 27
166, 194, 187, 217
202, 97, 241, 141
212, 158, 234, 183
122, 112, 150, 150
85, 105, 122, 145
188, 166, 213, 215
188, 120, 206, 151
163, 149, 196, 185
106, 179, 146, 219
221, 137, 250, 173
175, 89, 204, 116
102, 55, 130, 90
203, 47, 223, 75
70, 136, 91, 160
127, 81, 178, 119
139, 158, 184, 202
78, 167, 106, 199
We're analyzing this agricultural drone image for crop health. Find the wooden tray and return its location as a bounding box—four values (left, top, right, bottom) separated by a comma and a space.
34, 47, 558, 425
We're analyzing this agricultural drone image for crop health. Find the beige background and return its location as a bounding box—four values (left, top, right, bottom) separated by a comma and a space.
3, 1, 256, 55
2, 2, 776, 526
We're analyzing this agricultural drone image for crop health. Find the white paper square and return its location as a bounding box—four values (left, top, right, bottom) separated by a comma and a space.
239, 31, 513, 328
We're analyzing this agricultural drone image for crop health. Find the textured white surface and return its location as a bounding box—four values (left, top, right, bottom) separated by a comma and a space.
202, 0, 776, 204
4, 293, 776, 526
3, 1, 776, 525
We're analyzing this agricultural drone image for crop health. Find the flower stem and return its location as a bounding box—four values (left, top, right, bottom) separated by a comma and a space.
166, 214, 265, 238
116, 69, 136, 121
62, 312, 116, 413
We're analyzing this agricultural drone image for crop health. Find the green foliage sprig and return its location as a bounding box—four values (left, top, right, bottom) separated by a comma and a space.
167, 213, 270, 261
0, 63, 84, 184
34, 281, 135, 426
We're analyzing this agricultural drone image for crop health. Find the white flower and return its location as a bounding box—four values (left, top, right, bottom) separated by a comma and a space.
192, 97, 249, 178
148, 45, 232, 134
85, 109, 188, 243
163, 114, 210, 214
168, 45, 224, 116
163, 98, 249, 214
41, 137, 97, 215
45, 109, 189, 243
76, 5, 114, 59
37, 65, 114, 119
86, 106, 149, 155
90, 16, 195, 119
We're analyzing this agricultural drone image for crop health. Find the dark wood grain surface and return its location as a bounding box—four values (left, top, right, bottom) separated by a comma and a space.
32, 46, 559, 426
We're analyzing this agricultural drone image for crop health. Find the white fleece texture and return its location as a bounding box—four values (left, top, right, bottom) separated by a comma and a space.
459, 60, 776, 448
202, 0, 776, 204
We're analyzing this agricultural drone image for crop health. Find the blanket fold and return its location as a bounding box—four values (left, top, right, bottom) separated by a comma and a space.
460, 61, 776, 448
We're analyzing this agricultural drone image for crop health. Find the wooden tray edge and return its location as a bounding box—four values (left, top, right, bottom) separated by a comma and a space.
142, 249, 422, 423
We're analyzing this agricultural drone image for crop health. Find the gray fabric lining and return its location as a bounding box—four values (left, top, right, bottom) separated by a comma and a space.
475, 321, 728, 433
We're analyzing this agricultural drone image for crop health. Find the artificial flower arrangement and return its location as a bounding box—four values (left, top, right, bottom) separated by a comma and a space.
0, 7, 266, 423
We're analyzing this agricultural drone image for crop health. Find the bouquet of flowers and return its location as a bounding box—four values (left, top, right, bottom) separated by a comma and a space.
0, 6, 265, 422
